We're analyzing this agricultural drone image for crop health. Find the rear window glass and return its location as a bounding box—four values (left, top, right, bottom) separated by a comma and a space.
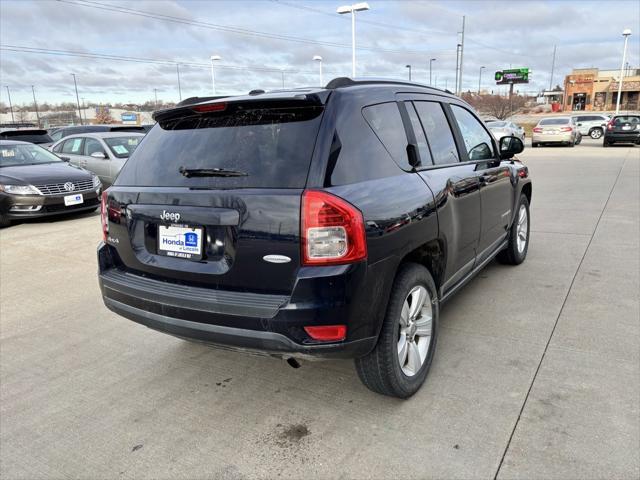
0, 131, 53, 144
116, 104, 324, 188
613, 116, 639, 125
539, 118, 570, 126
105, 136, 141, 158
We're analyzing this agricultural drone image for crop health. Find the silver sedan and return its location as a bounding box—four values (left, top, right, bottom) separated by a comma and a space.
485, 120, 525, 143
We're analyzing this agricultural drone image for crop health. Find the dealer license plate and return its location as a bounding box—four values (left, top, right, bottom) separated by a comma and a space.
64, 193, 83, 206
158, 225, 203, 260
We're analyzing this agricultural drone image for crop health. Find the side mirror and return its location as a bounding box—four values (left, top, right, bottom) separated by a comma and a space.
406, 144, 420, 168
59, 156, 70, 162
90, 151, 106, 159
499, 136, 524, 159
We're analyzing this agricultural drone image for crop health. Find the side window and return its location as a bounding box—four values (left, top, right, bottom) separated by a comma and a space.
450, 105, 495, 161
61, 137, 84, 155
413, 101, 459, 166
362, 102, 410, 170
49, 130, 63, 142
404, 102, 432, 166
52, 142, 63, 153
84, 138, 106, 157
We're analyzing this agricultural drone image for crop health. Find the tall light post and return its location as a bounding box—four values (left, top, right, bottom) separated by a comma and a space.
478, 66, 485, 94
406, 64, 412, 81
4, 86, 14, 123
81, 97, 87, 124
154, 88, 158, 109
176, 63, 182, 101
210, 55, 221, 95
337, 2, 370, 77
313, 55, 323, 86
31, 85, 40, 127
71, 73, 83, 126
616, 29, 632, 114
429, 58, 436, 86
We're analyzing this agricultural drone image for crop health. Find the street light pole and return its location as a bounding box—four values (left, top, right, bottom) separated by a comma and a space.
313, 55, 323, 86
337, 3, 370, 77
31, 86, 40, 127
154, 88, 158, 109
429, 58, 436, 86
406, 64, 412, 81
81, 97, 87, 124
71, 73, 83, 126
176, 63, 182, 101
616, 29, 632, 114
478, 66, 485, 94
5, 86, 14, 123
210, 55, 221, 95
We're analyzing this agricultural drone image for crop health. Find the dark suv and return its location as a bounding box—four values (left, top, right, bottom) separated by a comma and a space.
98, 78, 531, 398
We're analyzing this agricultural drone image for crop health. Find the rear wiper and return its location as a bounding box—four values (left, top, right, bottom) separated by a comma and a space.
179, 166, 248, 177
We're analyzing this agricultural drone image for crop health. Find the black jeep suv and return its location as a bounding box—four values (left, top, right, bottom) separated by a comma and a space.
98, 78, 531, 398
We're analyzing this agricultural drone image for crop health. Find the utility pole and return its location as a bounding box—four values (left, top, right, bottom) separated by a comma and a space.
81, 98, 87, 124
406, 64, 412, 81
616, 29, 632, 114
176, 64, 182, 101
478, 66, 485, 94
429, 58, 436, 86
154, 88, 158, 109
31, 86, 40, 127
5, 86, 15, 123
549, 45, 557, 91
455, 44, 461, 94
281, 70, 285, 89
458, 15, 465, 95
71, 73, 83, 126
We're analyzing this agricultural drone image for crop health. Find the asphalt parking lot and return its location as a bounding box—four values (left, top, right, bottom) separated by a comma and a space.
1, 138, 638, 479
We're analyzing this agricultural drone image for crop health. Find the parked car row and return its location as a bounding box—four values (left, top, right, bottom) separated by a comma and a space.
532, 114, 639, 147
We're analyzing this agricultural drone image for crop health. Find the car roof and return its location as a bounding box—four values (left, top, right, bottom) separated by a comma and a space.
155, 77, 456, 121
59, 131, 146, 140
539, 116, 571, 121
0, 139, 32, 145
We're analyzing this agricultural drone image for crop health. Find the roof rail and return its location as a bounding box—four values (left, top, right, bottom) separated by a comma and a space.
176, 95, 228, 107
325, 77, 454, 95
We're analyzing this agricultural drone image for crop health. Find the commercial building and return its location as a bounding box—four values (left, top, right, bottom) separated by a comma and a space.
563, 67, 640, 111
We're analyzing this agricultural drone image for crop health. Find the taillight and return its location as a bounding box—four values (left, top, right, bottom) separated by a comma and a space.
304, 325, 347, 342
560, 126, 572, 132
301, 190, 367, 266
607, 120, 614, 130
191, 102, 227, 113
100, 191, 108, 241
533, 127, 542, 133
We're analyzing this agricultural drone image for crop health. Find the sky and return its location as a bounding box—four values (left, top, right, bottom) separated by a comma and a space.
1, 0, 639, 107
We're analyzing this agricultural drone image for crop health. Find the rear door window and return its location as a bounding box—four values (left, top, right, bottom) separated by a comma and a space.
450, 105, 495, 161
116, 103, 324, 188
413, 101, 459, 166
61, 137, 84, 155
404, 102, 432, 166
362, 102, 410, 169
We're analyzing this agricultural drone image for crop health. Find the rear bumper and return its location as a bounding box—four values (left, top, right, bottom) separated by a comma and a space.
97, 243, 386, 359
604, 132, 640, 143
531, 133, 573, 143
0, 190, 100, 219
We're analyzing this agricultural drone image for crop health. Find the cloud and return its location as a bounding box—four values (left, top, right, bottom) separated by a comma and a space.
0, 0, 638, 106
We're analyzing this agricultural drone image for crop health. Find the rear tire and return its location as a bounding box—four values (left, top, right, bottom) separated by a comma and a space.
590, 128, 603, 139
497, 194, 530, 265
603, 140, 610, 147
355, 263, 438, 398
532, 142, 539, 148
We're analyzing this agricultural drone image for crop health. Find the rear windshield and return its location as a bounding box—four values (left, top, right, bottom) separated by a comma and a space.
613, 116, 639, 125
115, 104, 324, 188
539, 118, 569, 126
0, 131, 53, 144
105, 136, 142, 158
487, 121, 507, 127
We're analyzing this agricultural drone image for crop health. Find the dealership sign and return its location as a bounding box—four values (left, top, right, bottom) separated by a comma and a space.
121, 112, 137, 122
495, 68, 530, 85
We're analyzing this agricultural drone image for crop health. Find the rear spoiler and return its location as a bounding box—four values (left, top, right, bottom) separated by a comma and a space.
153, 92, 328, 123
0, 129, 49, 137
108, 126, 146, 132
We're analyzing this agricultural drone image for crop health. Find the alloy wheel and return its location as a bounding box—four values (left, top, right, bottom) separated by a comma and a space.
397, 286, 433, 377
517, 204, 528, 253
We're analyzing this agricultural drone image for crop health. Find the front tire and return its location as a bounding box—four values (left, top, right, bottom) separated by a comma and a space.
355, 263, 438, 398
497, 194, 530, 265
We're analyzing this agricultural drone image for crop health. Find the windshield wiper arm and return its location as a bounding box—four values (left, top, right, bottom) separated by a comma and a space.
179, 166, 248, 178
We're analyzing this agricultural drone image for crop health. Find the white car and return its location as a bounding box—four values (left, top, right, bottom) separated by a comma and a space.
485, 120, 525, 143
572, 114, 610, 139
50, 132, 144, 187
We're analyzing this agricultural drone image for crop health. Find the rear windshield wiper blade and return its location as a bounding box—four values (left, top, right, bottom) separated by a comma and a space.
179, 166, 248, 177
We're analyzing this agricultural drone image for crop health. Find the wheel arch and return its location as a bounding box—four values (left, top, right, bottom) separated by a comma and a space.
398, 239, 446, 296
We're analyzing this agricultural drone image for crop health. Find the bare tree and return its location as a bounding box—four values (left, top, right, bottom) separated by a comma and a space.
15, 108, 31, 123
462, 94, 527, 120
95, 107, 114, 124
